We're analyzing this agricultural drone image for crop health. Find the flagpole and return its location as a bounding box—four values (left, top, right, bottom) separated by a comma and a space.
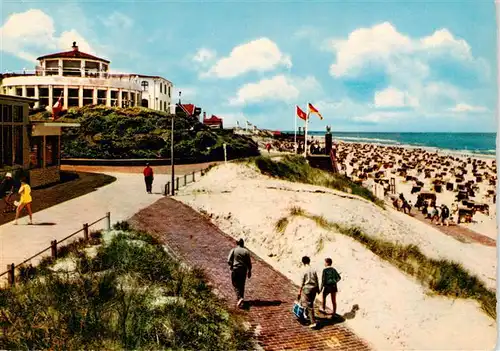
303, 104, 309, 157
294, 106, 297, 154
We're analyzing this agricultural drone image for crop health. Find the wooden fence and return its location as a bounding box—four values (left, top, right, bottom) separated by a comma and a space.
164, 165, 215, 196
0, 212, 111, 287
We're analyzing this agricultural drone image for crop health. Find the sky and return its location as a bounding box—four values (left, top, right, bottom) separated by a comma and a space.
0, 0, 497, 132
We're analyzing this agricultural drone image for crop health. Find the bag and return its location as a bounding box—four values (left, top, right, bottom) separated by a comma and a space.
292, 301, 307, 321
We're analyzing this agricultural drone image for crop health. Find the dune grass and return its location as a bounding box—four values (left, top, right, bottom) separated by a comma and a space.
0, 223, 252, 350
276, 207, 496, 320
248, 155, 384, 207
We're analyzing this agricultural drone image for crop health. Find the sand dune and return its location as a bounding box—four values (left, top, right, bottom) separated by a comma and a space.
175, 162, 496, 351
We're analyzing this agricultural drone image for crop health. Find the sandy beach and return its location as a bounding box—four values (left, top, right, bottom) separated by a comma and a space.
174, 156, 496, 350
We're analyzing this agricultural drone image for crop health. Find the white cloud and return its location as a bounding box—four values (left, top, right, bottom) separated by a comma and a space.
228, 75, 320, 106
448, 103, 488, 113
102, 12, 134, 29
58, 30, 94, 54
352, 111, 405, 123
192, 48, 217, 64
0, 9, 96, 62
229, 75, 299, 105
326, 22, 476, 78
214, 112, 247, 128
374, 87, 419, 108
204, 37, 292, 78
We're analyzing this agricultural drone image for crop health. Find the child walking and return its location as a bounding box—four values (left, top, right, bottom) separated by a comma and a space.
320, 258, 341, 315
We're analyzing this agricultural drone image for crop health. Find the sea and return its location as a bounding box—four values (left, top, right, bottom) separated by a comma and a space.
282, 132, 497, 158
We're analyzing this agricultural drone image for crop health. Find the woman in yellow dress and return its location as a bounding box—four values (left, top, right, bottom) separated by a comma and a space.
14, 177, 33, 225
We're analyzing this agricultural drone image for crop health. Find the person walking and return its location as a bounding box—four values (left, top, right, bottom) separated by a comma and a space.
319, 258, 341, 316
440, 204, 450, 226
14, 177, 33, 225
143, 163, 154, 194
227, 239, 252, 308
298, 256, 319, 329
1, 172, 15, 213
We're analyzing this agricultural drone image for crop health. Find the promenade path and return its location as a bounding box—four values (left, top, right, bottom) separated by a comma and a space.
0, 171, 175, 274
130, 197, 372, 351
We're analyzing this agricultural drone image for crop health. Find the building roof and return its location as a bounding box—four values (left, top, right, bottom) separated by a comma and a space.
36, 43, 110, 63
182, 104, 196, 116
204, 115, 223, 123
0, 94, 38, 104
134, 74, 173, 84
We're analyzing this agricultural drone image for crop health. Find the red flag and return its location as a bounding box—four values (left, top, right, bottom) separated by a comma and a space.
296, 105, 307, 120
52, 94, 63, 120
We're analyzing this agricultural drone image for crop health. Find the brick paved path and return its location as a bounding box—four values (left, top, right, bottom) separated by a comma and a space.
409, 210, 495, 247
129, 197, 371, 351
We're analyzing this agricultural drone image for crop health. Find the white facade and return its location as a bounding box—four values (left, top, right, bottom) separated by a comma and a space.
0, 42, 173, 112
137, 76, 173, 112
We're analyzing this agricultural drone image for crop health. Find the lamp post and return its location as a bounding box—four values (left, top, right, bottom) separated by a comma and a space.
169, 91, 181, 196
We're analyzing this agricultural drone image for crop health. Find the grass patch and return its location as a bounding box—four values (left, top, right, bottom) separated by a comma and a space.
251, 155, 384, 207
274, 217, 289, 234
0, 228, 252, 350
276, 208, 497, 320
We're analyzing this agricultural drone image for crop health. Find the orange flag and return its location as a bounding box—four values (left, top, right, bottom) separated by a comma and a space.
296, 105, 307, 120
308, 103, 323, 120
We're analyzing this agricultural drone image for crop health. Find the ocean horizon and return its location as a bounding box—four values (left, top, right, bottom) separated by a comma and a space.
279, 131, 497, 157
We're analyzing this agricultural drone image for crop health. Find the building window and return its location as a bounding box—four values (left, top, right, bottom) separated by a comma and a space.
30, 136, 43, 168
68, 88, 79, 107
27, 87, 35, 97
13, 105, 23, 123
160, 83, 163, 94
83, 89, 93, 106
2, 125, 13, 166
168, 86, 171, 98
141, 81, 149, 91
13, 125, 23, 165
97, 90, 106, 105
45, 135, 59, 167
2, 105, 12, 123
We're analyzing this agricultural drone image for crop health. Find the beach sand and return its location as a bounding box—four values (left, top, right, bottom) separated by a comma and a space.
175, 162, 497, 351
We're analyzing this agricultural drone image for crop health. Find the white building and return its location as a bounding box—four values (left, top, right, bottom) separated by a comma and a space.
0, 42, 173, 112
137, 75, 173, 112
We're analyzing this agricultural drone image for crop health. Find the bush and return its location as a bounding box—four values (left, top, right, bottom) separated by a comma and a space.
0, 229, 252, 350
47, 106, 259, 161
252, 155, 383, 206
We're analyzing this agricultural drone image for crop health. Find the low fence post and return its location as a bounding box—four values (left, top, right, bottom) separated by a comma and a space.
83, 223, 89, 241
51, 240, 58, 260
184, 174, 187, 186
7, 264, 14, 287
192, 171, 195, 182
165, 182, 170, 196
106, 212, 111, 231
176, 177, 179, 190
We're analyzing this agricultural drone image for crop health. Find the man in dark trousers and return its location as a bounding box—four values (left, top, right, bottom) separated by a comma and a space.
143, 163, 154, 194
227, 239, 252, 308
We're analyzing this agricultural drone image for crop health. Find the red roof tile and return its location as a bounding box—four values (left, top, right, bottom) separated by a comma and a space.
182, 104, 195, 115
37, 50, 110, 63
204, 115, 222, 122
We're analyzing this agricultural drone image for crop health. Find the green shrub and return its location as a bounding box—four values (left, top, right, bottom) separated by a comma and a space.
49, 106, 259, 161
0, 229, 252, 350
252, 155, 383, 207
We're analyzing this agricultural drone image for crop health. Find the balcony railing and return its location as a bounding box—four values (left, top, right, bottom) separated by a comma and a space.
1, 67, 140, 81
